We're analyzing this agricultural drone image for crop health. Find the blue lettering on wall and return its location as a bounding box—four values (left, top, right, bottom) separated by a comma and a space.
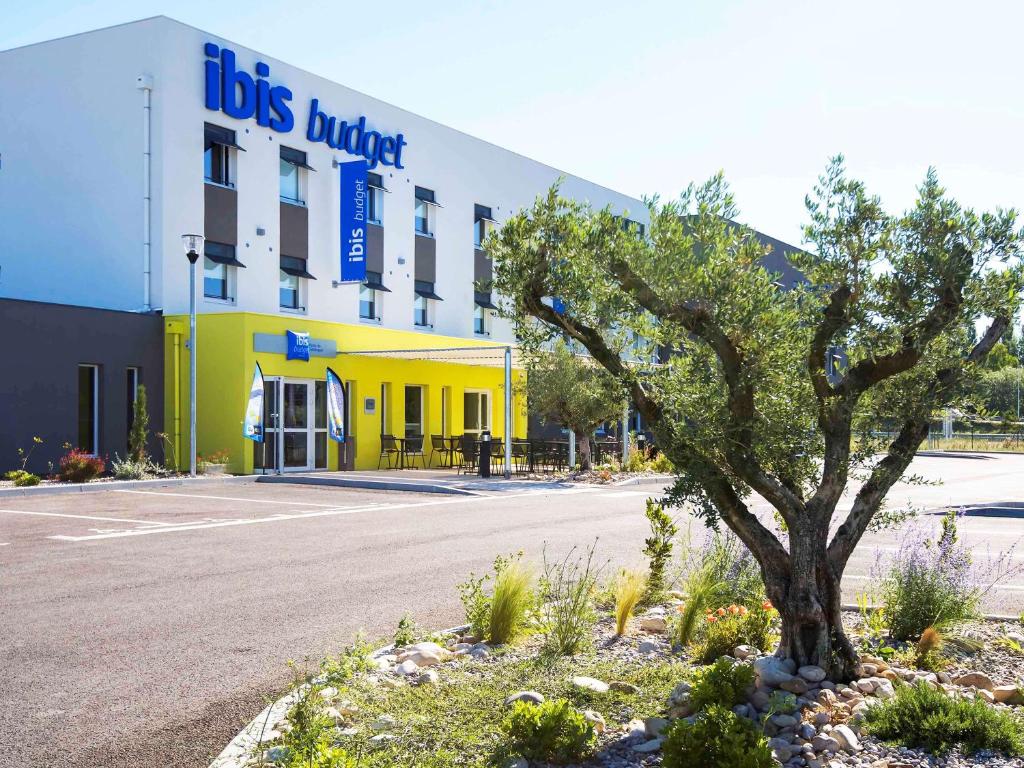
204, 44, 404, 169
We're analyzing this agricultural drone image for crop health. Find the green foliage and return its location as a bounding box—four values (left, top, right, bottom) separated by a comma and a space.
129, 384, 150, 463
393, 613, 419, 648
973, 367, 1023, 415
110, 455, 158, 480
501, 699, 596, 764
692, 602, 778, 664
457, 552, 527, 641
613, 568, 647, 635
488, 559, 535, 645
5, 469, 41, 486
650, 451, 673, 474
538, 544, 601, 657
766, 690, 798, 715
14, 436, 43, 473
320, 634, 375, 686
687, 657, 755, 712
863, 680, 1024, 756
522, 340, 626, 470
661, 705, 774, 768
58, 449, 105, 483
641, 500, 677, 605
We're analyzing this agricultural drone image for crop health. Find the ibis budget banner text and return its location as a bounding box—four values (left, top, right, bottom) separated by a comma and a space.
339, 160, 368, 283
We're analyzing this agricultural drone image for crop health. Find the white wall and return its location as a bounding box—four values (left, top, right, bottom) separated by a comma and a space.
2, 17, 648, 343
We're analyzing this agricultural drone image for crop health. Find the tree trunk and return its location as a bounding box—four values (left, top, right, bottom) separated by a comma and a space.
575, 430, 593, 470
764, 529, 858, 681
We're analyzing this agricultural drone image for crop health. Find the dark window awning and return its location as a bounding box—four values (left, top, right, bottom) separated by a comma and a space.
205, 242, 246, 268
205, 123, 246, 152
474, 292, 498, 310
415, 286, 444, 301
363, 277, 391, 293
280, 255, 316, 280
281, 145, 316, 171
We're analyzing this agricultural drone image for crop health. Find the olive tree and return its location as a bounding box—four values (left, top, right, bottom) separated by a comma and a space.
524, 339, 627, 470
489, 159, 1023, 678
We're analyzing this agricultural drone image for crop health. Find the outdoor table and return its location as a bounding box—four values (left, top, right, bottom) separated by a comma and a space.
442, 435, 460, 468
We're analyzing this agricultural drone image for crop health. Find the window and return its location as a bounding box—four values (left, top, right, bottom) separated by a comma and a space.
619, 217, 645, 238
279, 255, 313, 311
474, 204, 493, 248
78, 364, 99, 454
126, 367, 139, 446
404, 385, 423, 437
360, 271, 384, 320
368, 172, 384, 225
474, 304, 489, 335
414, 280, 440, 328
279, 146, 310, 204
463, 391, 490, 436
414, 186, 436, 235
204, 123, 238, 186
202, 241, 242, 300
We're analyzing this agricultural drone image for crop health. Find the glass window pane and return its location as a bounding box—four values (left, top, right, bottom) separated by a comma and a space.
414, 199, 428, 233
283, 432, 308, 467
464, 392, 479, 432
280, 270, 299, 308
314, 431, 327, 469
315, 381, 327, 429
204, 257, 227, 299
359, 285, 375, 319
78, 365, 96, 453
404, 385, 422, 437
279, 158, 299, 201
283, 383, 308, 428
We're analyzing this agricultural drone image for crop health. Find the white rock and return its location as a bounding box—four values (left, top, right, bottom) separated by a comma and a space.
872, 679, 895, 699
504, 691, 545, 706
319, 686, 338, 700
953, 671, 995, 691
638, 640, 659, 654
798, 665, 827, 683
754, 656, 795, 686
584, 710, 606, 733
416, 670, 439, 685
571, 675, 609, 693
338, 726, 359, 737
644, 717, 669, 737
734, 644, 757, 660
369, 733, 398, 744
625, 718, 647, 739
812, 734, 840, 753
639, 616, 668, 633
371, 715, 396, 731
632, 738, 663, 753
395, 660, 419, 675
832, 724, 861, 753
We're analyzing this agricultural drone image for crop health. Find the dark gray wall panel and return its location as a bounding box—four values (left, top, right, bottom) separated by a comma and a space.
280, 202, 309, 260
367, 223, 384, 274
0, 299, 165, 474
414, 234, 436, 282
204, 184, 237, 245
474, 248, 492, 286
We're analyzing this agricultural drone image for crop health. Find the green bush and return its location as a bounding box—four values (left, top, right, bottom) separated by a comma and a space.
5, 469, 41, 487
129, 383, 150, 462
650, 451, 673, 474
662, 705, 774, 768
457, 552, 524, 640
863, 680, 1024, 756
688, 657, 755, 712
538, 544, 601, 656
489, 559, 535, 644
692, 602, 778, 663
502, 699, 596, 764
58, 449, 105, 483
641, 500, 677, 605
393, 613, 419, 648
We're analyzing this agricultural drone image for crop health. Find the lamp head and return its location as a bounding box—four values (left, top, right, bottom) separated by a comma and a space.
182, 234, 205, 264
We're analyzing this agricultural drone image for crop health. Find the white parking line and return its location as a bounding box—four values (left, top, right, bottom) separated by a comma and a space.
114, 489, 345, 507
0, 508, 177, 526
600, 490, 654, 498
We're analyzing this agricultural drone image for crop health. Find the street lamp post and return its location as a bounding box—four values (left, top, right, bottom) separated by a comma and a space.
182, 234, 204, 478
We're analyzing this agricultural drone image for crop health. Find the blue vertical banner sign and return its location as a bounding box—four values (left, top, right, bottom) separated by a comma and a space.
325, 367, 347, 442
242, 362, 265, 442
339, 160, 369, 282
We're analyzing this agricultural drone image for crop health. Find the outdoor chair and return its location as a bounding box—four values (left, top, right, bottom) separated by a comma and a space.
512, 441, 530, 475
430, 434, 453, 468
402, 435, 426, 469
490, 438, 505, 474
459, 433, 478, 475
378, 434, 400, 469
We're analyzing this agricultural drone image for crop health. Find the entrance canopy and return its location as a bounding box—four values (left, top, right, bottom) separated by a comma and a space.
336, 344, 526, 369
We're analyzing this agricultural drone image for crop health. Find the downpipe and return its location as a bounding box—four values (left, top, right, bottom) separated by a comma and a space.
136, 74, 153, 312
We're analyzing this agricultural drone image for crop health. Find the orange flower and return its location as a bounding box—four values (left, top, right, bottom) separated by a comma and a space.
738, 606, 749, 617
716, 607, 727, 617
762, 600, 774, 612
675, 603, 687, 613
706, 615, 718, 623
728, 604, 740, 615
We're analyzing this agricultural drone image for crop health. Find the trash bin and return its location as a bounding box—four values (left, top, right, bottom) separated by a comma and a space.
479, 430, 491, 478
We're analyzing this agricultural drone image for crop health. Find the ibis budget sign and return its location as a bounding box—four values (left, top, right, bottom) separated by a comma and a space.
203, 43, 407, 170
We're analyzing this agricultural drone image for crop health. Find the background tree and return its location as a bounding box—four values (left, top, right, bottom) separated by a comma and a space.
129, 384, 150, 463
974, 367, 1023, 417
490, 159, 1023, 679
523, 339, 627, 469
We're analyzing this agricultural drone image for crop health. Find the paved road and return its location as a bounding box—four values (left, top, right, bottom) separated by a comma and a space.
1, 453, 1023, 767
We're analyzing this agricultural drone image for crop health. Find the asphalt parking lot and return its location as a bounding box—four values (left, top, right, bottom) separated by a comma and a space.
1, 453, 1023, 767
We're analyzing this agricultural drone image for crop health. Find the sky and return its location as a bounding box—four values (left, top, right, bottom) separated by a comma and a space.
3, 0, 1022, 246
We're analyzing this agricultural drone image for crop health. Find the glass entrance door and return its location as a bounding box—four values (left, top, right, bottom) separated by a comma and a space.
282, 380, 310, 469
254, 378, 329, 473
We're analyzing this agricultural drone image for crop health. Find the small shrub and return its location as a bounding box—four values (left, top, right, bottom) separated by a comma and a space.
5, 469, 41, 487
613, 569, 647, 636
766, 690, 798, 715
128, 384, 149, 462
110, 455, 155, 480
641, 500, 677, 605
661, 705, 774, 768
281, 684, 356, 767
863, 680, 1024, 756
692, 602, 778, 663
457, 552, 525, 640
393, 613, 419, 648
687, 657, 755, 712
489, 559, 535, 644
14, 436, 43, 473
502, 699, 596, 764
650, 451, 673, 474
913, 626, 947, 671
539, 543, 602, 656
320, 634, 375, 686
58, 449, 105, 483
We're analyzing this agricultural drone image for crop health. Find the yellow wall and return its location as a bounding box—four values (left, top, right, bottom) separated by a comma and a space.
163, 312, 526, 474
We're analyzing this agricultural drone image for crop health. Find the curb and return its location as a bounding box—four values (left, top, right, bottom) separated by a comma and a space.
611, 474, 674, 488
209, 625, 470, 768
0, 474, 259, 499
254, 475, 481, 496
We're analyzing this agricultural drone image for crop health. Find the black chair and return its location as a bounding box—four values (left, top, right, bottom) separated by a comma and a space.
512, 441, 530, 475
430, 434, 453, 467
378, 434, 400, 469
459, 433, 478, 475
402, 435, 426, 469
490, 438, 505, 474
